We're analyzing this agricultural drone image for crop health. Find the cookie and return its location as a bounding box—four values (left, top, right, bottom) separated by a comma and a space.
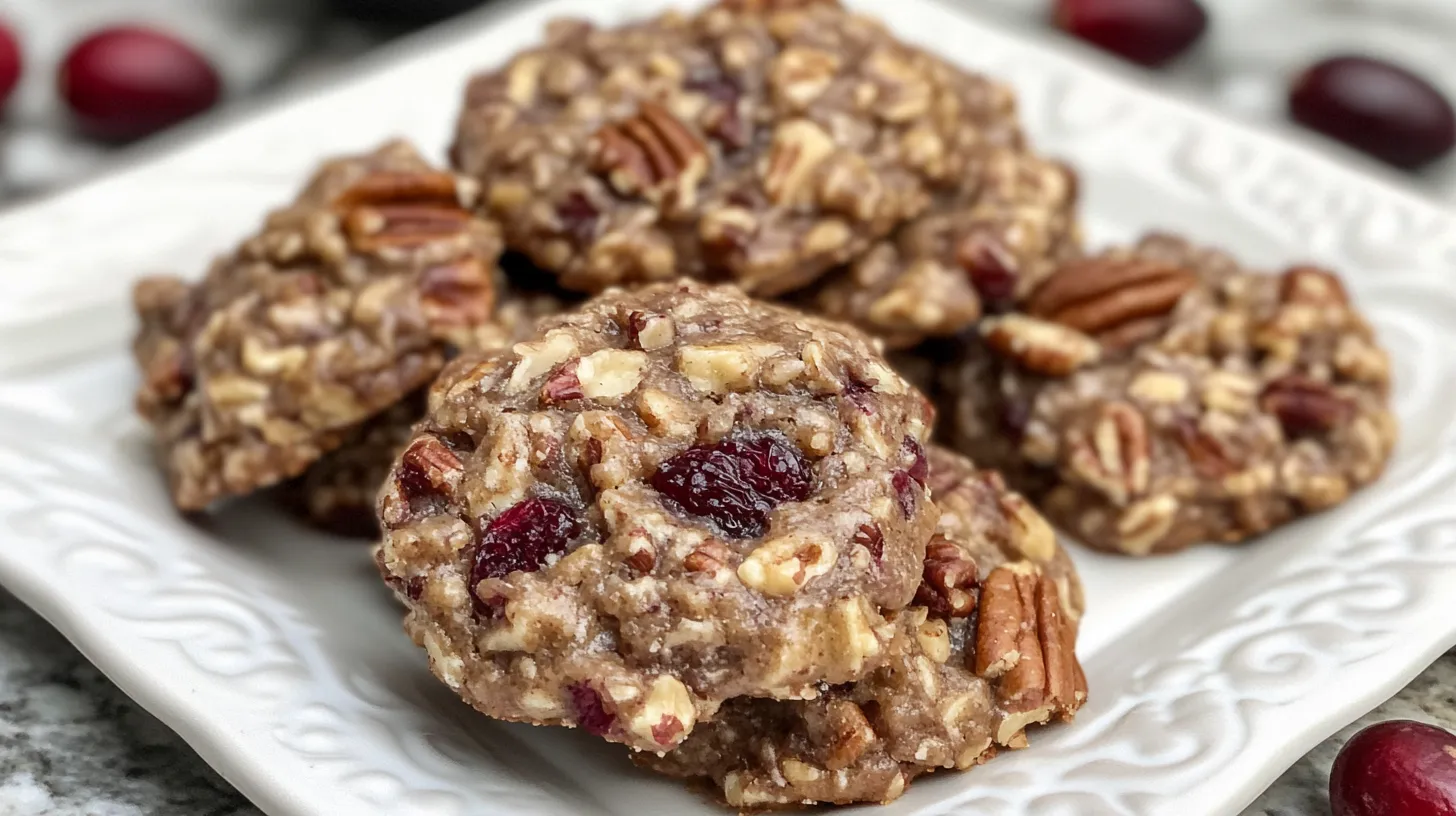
374, 281, 937, 753
806, 146, 1082, 349
637, 445, 1086, 806
452, 0, 1022, 296
132, 140, 502, 511
286, 270, 574, 537
941, 233, 1396, 555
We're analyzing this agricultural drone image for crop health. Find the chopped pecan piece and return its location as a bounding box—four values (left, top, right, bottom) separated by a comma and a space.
1173, 418, 1237, 478
1065, 401, 1150, 505
1261, 375, 1353, 437
804, 699, 876, 772
591, 102, 709, 204
1026, 256, 1197, 348
980, 314, 1101, 377
915, 535, 979, 618
974, 564, 1086, 747
1279, 265, 1349, 307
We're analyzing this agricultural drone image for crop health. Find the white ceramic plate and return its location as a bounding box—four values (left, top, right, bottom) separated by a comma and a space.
1, 1, 1455, 814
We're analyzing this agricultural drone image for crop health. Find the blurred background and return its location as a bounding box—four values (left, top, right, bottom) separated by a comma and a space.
0, 0, 1455, 206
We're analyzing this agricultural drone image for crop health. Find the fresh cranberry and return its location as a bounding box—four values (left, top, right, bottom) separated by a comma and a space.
1330, 720, 1456, 816
59, 26, 221, 141
567, 683, 615, 736
650, 433, 813, 539
471, 498, 582, 584
1290, 56, 1456, 169
1053, 0, 1208, 68
0, 23, 21, 113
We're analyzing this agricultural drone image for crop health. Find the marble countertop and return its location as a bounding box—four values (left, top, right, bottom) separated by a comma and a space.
1, 587, 1452, 815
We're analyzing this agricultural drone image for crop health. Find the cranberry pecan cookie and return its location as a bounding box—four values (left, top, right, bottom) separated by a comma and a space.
942, 233, 1396, 555
375, 281, 937, 753
132, 140, 502, 511
638, 446, 1086, 806
806, 146, 1082, 349
452, 0, 1023, 296
286, 274, 574, 537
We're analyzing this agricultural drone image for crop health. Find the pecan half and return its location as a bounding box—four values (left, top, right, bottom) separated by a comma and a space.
336, 170, 476, 252
1260, 375, 1353, 437
1026, 256, 1197, 349
980, 314, 1101, 377
915, 536, 979, 618
591, 103, 709, 204
974, 564, 1087, 747
419, 257, 495, 327
1066, 401, 1149, 505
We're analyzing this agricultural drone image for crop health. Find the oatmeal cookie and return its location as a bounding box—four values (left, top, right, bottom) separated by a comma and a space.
132, 140, 502, 511
942, 233, 1396, 555
287, 273, 573, 537
375, 281, 937, 753
637, 446, 1086, 806
452, 0, 1022, 296
806, 146, 1082, 349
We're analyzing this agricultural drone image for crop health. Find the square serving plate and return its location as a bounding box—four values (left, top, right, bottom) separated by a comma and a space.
2, 1, 1455, 814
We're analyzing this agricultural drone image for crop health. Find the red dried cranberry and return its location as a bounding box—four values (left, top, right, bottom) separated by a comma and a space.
59, 26, 221, 141
958, 234, 1019, 313
687, 74, 748, 150
1000, 399, 1032, 441
892, 470, 918, 519
567, 683, 614, 736
472, 498, 582, 584
901, 437, 929, 486
841, 375, 879, 415
1053, 0, 1208, 68
557, 191, 600, 243
650, 433, 813, 539
1290, 56, 1456, 169
0, 23, 21, 113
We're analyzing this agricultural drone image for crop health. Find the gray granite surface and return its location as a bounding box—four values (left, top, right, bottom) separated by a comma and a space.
1, 587, 1451, 815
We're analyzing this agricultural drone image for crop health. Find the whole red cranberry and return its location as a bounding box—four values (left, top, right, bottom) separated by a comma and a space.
1290, 56, 1456, 169
59, 26, 221, 142
1052, 0, 1208, 68
1330, 720, 1456, 816
0, 22, 20, 113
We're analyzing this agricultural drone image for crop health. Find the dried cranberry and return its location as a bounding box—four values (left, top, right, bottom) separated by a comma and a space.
1000, 399, 1032, 441
687, 74, 749, 150
1053, 0, 1208, 68
892, 470, 918, 519
901, 437, 929, 486
650, 433, 813, 539
557, 191, 600, 243
958, 234, 1019, 313
567, 683, 614, 736
59, 26, 221, 141
1290, 56, 1456, 169
841, 375, 878, 415
0, 23, 21, 113
472, 498, 582, 584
